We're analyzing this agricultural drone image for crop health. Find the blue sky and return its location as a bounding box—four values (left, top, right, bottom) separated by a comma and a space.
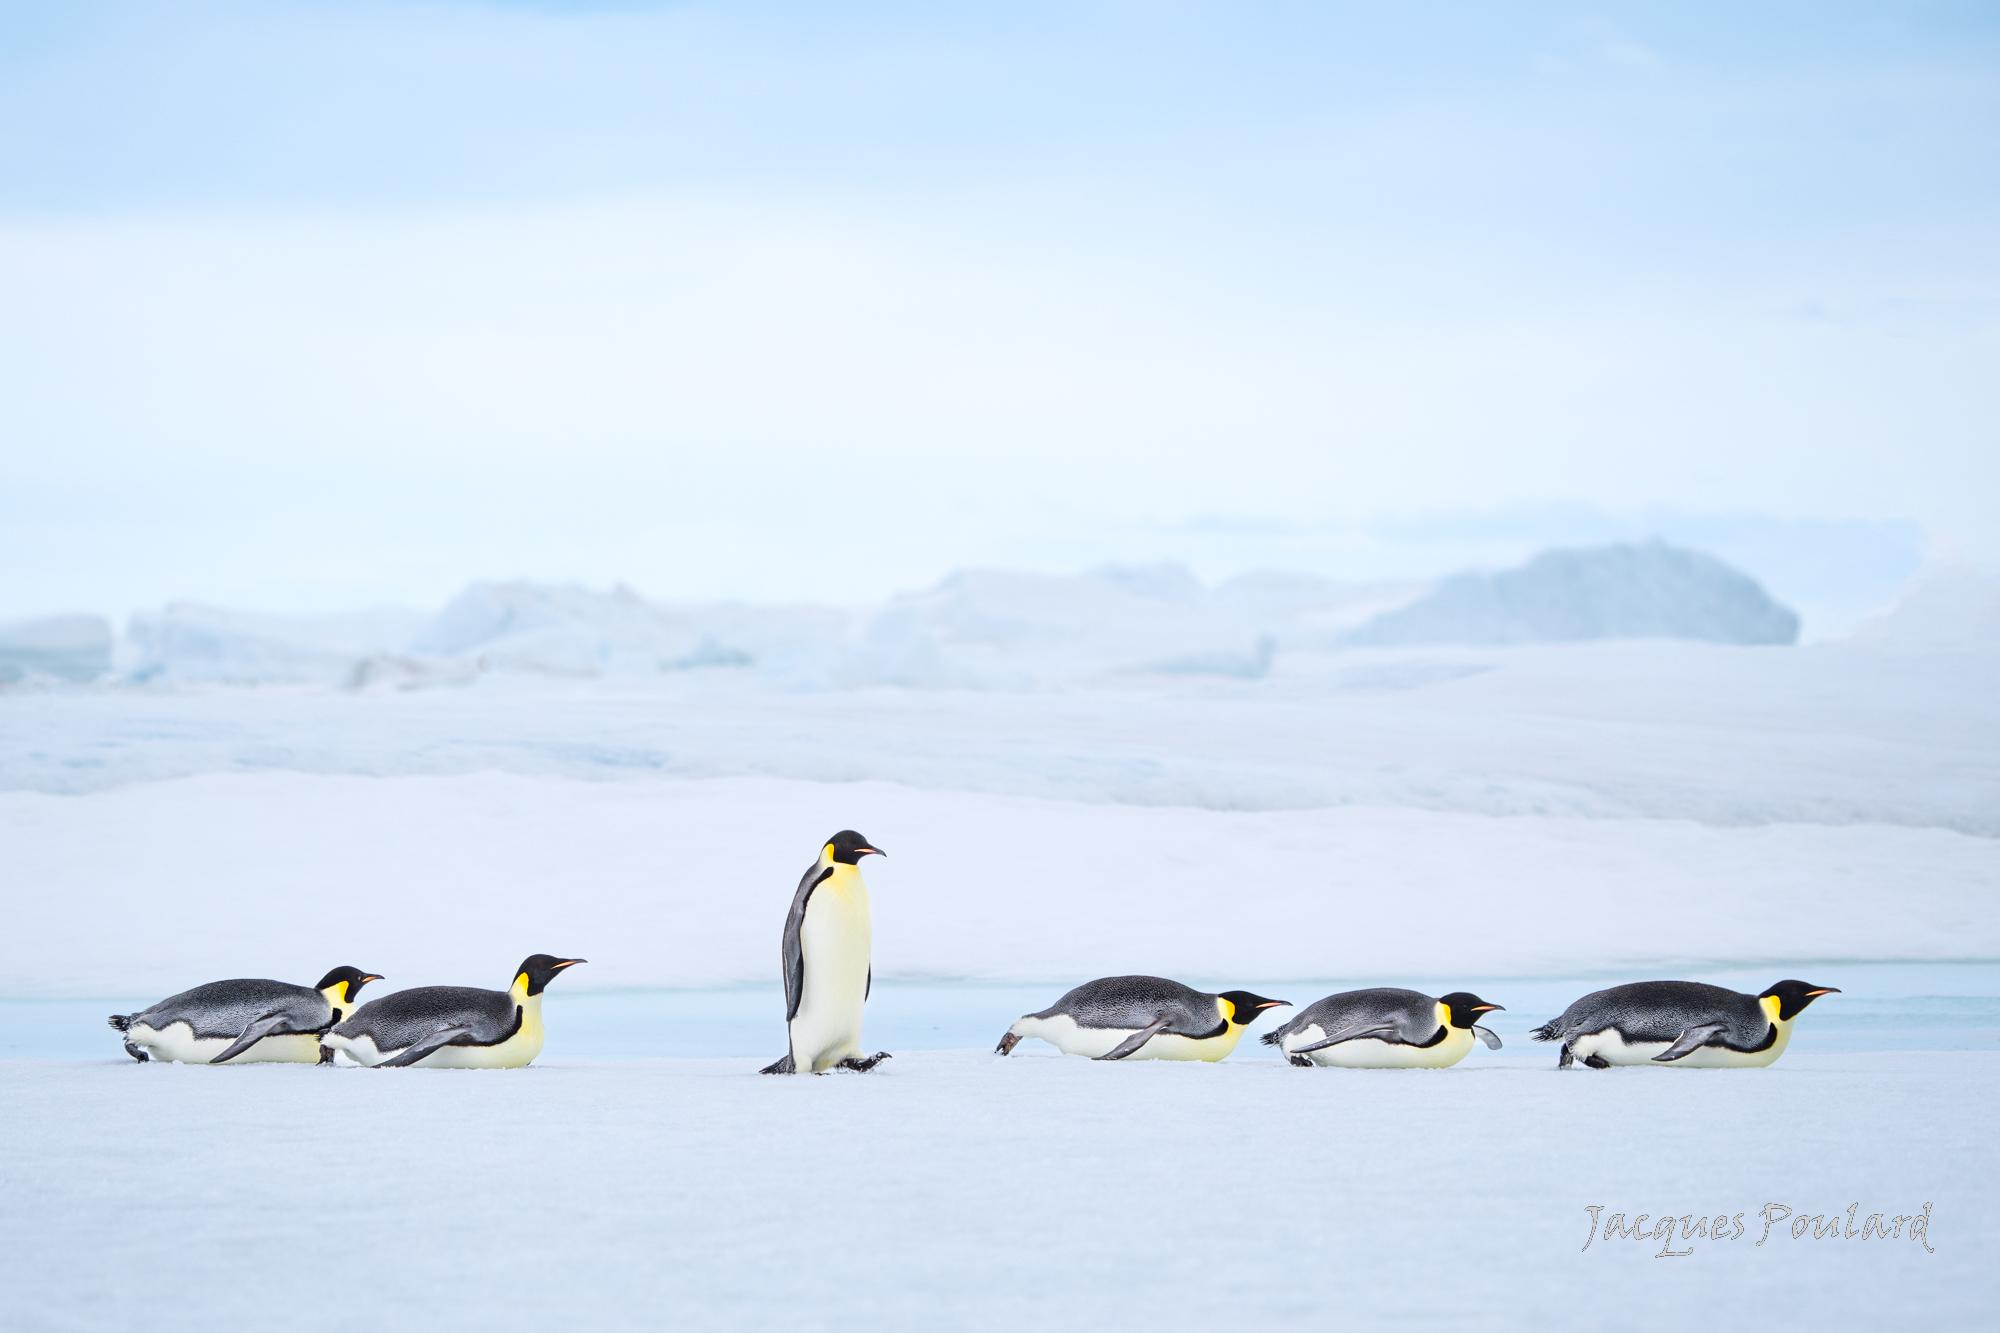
1, 1, 1994, 619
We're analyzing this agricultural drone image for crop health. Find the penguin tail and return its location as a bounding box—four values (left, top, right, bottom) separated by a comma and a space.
107, 1014, 132, 1032
1259, 1030, 1283, 1047
1529, 1021, 1562, 1042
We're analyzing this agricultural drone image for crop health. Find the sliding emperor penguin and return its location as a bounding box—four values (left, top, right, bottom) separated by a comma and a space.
322, 954, 585, 1068
996, 975, 1289, 1061
761, 830, 891, 1075
109, 966, 381, 1064
1532, 979, 1839, 1068
1263, 988, 1503, 1068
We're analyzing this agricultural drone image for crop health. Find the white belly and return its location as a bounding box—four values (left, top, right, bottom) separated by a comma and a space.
1572, 1024, 1789, 1068
1012, 1013, 1244, 1062
325, 1002, 546, 1069
1280, 1023, 1474, 1069
126, 1022, 323, 1065
791, 874, 871, 1072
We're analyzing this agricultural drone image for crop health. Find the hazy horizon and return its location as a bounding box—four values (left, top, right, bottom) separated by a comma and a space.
4, 2, 1994, 620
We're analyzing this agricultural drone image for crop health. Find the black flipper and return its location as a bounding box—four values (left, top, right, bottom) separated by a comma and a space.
1472, 1024, 1503, 1050
1291, 1022, 1401, 1055
1096, 1018, 1171, 1062
1653, 1022, 1729, 1063
760, 1052, 797, 1075
380, 1025, 475, 1068
780, 865, 832, 1024
209, 1011, 292, 1065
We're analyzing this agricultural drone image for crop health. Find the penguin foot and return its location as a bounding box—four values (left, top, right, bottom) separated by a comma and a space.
1286, 1054, 1312, 1068
317, 1045, 335, 1066
1557, 1044, 1574, 1070
122, 1040, 148, 1063
1582, 1054, 1611, 1069
994, 1032, 1021, 1056
759, 1053, 797, 1075
838, 1052, 892, 1073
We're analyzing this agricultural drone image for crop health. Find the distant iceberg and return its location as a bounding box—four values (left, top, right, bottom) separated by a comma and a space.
1340, 541, 1800, 646
1847, 566, 2000, 653
0, 615, 114, 685
122, 604, 427, 686
79, 545, 1816, 692
411, 580, 843, 679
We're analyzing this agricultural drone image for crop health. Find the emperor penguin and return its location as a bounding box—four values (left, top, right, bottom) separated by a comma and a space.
995, 975, 1289, 1061
108, 966, 382, 1065
762, 830, 889, 1074
320, 954, 585, 1068
1532, 979, 1839, 1069
1262, 988, 1503, 1068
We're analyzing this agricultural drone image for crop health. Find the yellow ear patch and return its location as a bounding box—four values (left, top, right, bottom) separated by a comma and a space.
513, 972, 532, 996
1761, 993, 1784, 1023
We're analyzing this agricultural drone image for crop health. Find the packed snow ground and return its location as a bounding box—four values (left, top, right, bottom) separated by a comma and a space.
7, 637, 1997, 831
7, 771, 1997, 998
5, 579, 1996, 1332
1, 1051, 1988, 1332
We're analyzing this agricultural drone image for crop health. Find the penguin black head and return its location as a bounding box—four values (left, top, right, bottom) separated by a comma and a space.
1440, 992, 1504, 1028
1219, 991, 1289, 1024
314, 966, 384, 1005
824, 830, 885, 865
515, 954, 587, 996
1761, 980, 1840, 1021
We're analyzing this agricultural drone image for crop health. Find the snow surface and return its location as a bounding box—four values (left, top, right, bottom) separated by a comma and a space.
6, 636, 1993, 830
7, 771, 1996, 1000
1, 1051, 1989, 1332
5, 564, 1995, 1330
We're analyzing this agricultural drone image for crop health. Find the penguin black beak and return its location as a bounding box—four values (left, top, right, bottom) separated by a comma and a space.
859, 846, 885, 858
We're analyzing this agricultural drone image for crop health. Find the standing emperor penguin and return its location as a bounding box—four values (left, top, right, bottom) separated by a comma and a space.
761, 830, 891, 1075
